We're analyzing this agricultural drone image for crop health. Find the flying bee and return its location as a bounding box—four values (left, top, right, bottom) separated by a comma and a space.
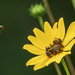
0, 25, 4, 30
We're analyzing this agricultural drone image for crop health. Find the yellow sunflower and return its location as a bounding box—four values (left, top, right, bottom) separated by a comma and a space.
23, 17, 75, 71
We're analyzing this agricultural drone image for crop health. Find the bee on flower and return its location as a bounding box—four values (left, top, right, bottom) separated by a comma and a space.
23, 17, 75, 71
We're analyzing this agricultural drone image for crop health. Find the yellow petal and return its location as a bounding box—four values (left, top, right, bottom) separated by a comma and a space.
33, 28, 50, 46
28, 35, 46, 50
53, 22, 58, 38
33, 63, 45, 71
33, 55, 49, 71
63, 39, 75, 51
62, 21, 75, 46
44, 21, 54, 44
26, 54, 46, 66
45, 51, 71, 66
57, 17, 65, 40
55, 51, 71, 63
23, 44, 45, 55
45, 56, 56, 66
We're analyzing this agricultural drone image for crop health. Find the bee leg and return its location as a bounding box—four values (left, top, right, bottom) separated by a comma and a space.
46, 51, 50, 56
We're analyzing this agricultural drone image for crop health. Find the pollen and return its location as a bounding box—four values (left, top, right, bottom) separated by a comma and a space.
46, 38, 63, 57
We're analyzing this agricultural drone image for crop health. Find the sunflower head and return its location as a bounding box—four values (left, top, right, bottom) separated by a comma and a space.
23, 17, 75, 70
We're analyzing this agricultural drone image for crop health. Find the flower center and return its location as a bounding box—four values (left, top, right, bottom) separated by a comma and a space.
46, 38, 63, 57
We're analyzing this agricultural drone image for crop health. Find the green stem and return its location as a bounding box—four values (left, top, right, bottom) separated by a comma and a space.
61, 58, 70, 75
38, 16, 44, 31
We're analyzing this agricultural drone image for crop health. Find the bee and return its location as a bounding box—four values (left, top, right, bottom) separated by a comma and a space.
0, 25, 4, 30
46, 38, 63, 57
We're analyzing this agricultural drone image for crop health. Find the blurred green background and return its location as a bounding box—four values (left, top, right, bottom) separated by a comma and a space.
0, 0, 75, 75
